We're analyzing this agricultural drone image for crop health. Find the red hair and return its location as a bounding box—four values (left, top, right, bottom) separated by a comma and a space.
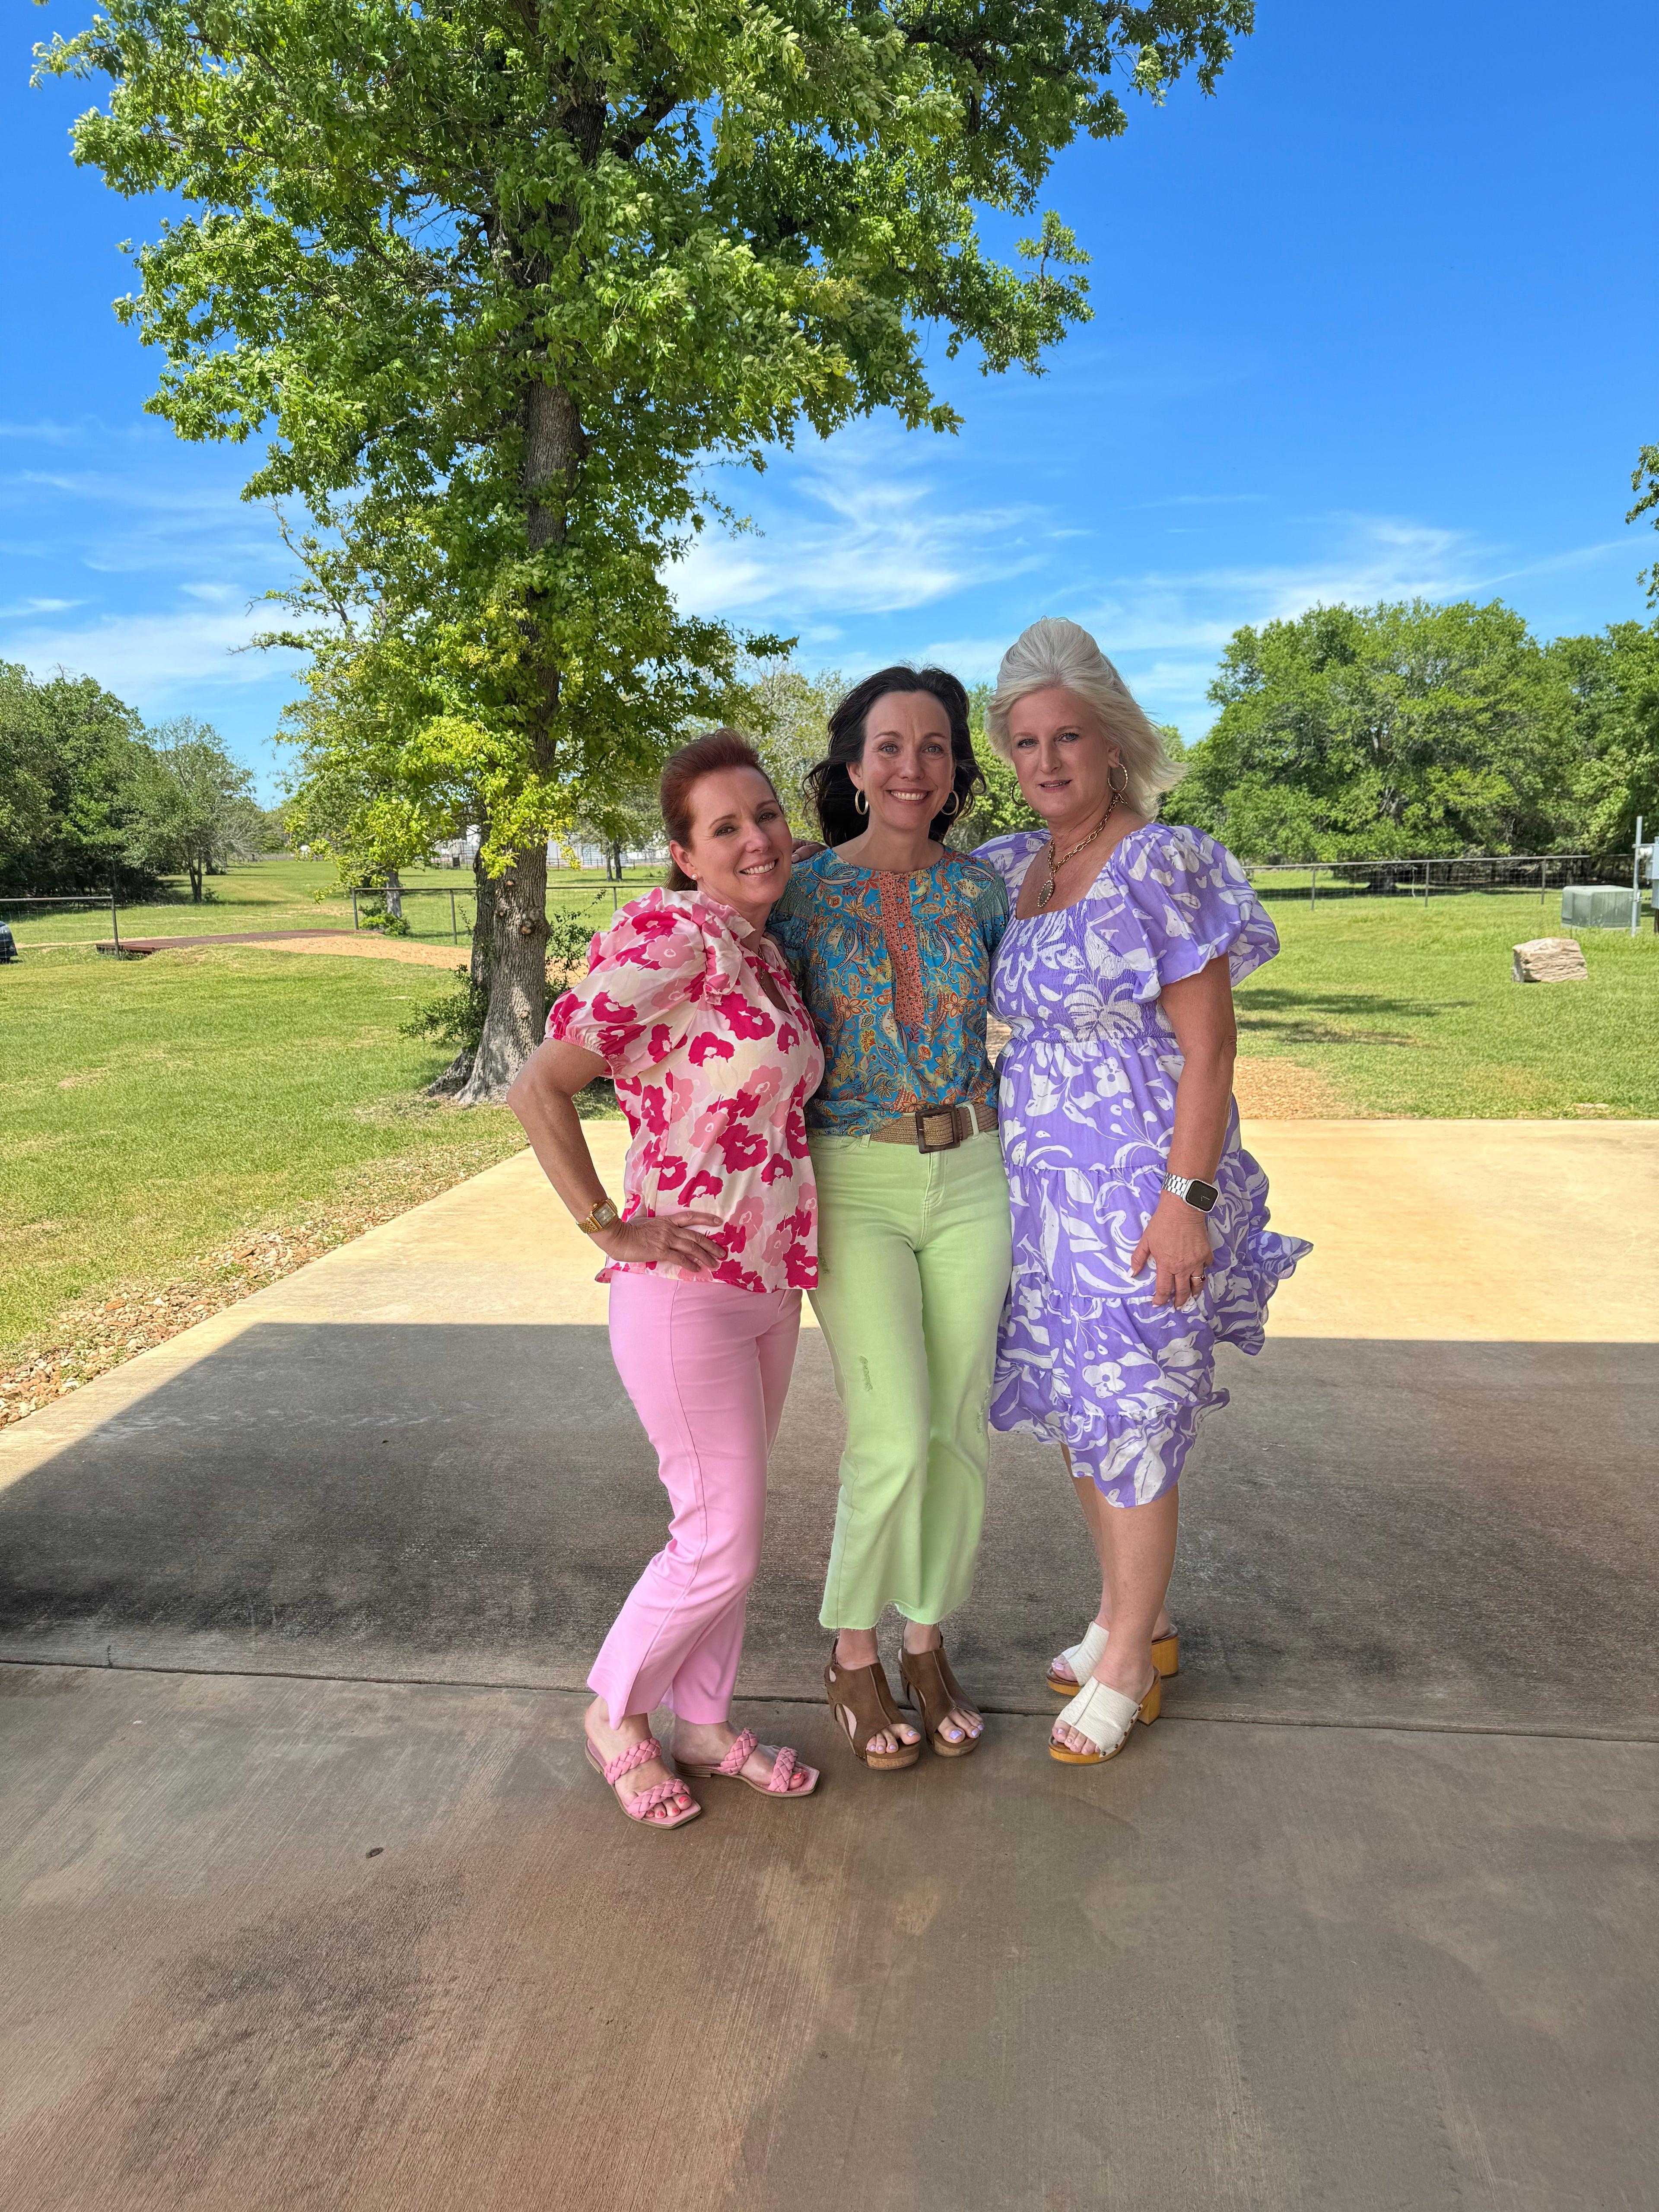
659, 729, 779, 890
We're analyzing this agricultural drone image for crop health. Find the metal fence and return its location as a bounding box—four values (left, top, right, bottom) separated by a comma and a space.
350, 880, 633, 940
0, 878, 634, 956
1245, 851, 1649, 911
0, 891, 128, 949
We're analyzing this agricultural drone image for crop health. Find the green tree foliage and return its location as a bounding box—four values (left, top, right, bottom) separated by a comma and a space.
127, 717, 264, 901
1630, 445, 1659, 605
41, 0, 1252, 1096
0, 661, 157, 896
566, 781, 668, 878
251, 804, 292, 854
748, 661, 848, 834
1168, 600, 1583, 861
1548, 620, 1659, 852
956, 683, 1032, 846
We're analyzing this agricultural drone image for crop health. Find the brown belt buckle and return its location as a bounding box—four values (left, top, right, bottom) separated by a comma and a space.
914, 1105, 964, 1153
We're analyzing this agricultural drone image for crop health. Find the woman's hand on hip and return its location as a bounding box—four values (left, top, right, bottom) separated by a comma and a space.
1131, 1195, 1214, 1310
594, 1211, 727, 1273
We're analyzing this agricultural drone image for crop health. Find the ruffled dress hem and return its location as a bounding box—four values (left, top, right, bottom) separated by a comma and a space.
989, 1215, 1311, 1508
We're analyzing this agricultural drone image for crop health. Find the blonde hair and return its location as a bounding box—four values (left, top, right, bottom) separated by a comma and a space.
985, 617, 1185, 818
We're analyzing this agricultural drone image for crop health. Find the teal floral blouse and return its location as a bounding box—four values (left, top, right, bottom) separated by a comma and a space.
768, 847, 1009, 1136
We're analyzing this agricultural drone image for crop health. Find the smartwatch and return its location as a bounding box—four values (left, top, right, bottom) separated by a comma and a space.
1162, 1173, 1219, 1214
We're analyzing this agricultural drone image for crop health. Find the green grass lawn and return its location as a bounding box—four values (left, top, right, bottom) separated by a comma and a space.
3, 874, 1654, 1368
1238, 887, 1659, 1116
0, 942, 528, 1358
2, 856, 659, 951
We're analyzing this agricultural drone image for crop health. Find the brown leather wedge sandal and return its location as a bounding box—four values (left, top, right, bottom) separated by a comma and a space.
824, 1643, 922, 1770
899, 1636, 982, 1759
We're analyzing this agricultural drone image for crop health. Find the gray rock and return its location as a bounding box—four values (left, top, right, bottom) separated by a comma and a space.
1513, 936, 1589, 982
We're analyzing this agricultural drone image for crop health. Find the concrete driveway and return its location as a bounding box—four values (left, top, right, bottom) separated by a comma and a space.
2, 1121, 1655, 2210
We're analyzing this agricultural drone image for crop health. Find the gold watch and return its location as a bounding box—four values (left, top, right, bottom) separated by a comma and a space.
576, 1196, 621, 1237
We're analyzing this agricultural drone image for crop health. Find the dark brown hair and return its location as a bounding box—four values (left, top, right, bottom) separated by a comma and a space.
660, 728, 781, 890
803, 666, 983, 847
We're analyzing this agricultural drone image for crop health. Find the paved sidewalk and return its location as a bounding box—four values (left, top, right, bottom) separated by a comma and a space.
2, 1122, 1656, 2209
92, 929, 470, 966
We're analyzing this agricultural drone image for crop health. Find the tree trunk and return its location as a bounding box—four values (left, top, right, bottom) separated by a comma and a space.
469, 852, 497, 994
384, 868, 403, 920
188, 859, 204, 903
455, 372, 579, 1103
524, 379, 580, 558
428, 850, 501, 1097
456, 843, 549, 1105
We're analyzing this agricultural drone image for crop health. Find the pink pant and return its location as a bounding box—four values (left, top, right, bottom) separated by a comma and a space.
589, 1274, 801, 1728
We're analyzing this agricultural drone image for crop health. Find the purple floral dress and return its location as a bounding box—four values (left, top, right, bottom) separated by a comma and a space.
975, 824, 1310, 1506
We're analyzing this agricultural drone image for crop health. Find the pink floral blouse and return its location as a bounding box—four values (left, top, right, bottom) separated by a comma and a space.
546, 887, 824, 1292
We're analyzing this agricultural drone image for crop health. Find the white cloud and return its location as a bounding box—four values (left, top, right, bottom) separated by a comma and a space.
1074, 518, 1485, 653
674, 428, 1049, 622
0, 458, 283, 584
0, 420, 89, 445
855, 513, 1598, 739
8, 603, 304, 708
1479, 539, 1632, 587
911, 635, 1008, 683
12, 468, 241, 516
670, 442, 1604, 740
1124, 492, 1271, 512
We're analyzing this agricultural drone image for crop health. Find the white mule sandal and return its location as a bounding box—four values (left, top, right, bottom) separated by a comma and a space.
1046, 1621, 1180, 1695
1049, 1671, 1162, 1766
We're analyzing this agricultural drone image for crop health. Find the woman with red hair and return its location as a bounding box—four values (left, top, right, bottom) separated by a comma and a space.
509, 731, 825, 1830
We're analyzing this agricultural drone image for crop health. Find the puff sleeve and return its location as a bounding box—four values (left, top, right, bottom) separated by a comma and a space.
545, 895, 709, 1079
1108, 825, 1279, 996
972, 830, 1047, 899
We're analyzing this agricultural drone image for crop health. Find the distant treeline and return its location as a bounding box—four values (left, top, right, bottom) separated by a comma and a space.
1163, 600, 1659, 862
0, 663, 286, 902
756, 600, 1659, 865
9, 597, 1657, 901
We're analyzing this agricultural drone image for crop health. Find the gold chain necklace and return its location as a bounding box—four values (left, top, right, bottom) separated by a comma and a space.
1035, 794, 1120, 910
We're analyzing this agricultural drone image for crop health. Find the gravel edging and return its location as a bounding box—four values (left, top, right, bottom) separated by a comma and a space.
0, 1139, 525, 1430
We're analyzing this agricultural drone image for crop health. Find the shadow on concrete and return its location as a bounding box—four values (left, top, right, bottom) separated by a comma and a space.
1, 1325, 1653, 1735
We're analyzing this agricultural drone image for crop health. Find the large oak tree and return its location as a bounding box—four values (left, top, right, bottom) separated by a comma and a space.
41, 0, 1252, 1096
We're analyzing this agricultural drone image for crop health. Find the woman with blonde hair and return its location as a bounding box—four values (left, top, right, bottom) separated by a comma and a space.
973, 619, 1309, 1768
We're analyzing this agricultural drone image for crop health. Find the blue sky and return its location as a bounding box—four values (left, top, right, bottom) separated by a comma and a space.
5, 2, 1656, 800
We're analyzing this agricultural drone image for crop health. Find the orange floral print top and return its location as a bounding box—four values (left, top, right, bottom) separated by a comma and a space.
768, 847, 1008, 1135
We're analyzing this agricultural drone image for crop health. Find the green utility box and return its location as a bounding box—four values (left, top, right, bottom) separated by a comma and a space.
1560, 884, 1633, 930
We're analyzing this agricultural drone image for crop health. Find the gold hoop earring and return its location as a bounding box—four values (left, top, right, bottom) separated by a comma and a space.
941, 789, 960, 818
1107, 761, 1129, 798
853, 786, 868, 815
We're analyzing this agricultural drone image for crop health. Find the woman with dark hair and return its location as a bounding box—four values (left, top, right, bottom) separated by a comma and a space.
769, 667, 1012, 1770
508, 730, 824, 1829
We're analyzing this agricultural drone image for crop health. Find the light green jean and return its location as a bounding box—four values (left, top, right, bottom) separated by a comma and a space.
808, 1129, 1013, 1632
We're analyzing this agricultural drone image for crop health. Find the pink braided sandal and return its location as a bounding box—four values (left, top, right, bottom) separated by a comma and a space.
673, 1727, 819, 1801
584, 1733, 702, 1831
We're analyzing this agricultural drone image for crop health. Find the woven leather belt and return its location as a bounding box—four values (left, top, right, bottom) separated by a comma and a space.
868, 1101, 998, 1153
